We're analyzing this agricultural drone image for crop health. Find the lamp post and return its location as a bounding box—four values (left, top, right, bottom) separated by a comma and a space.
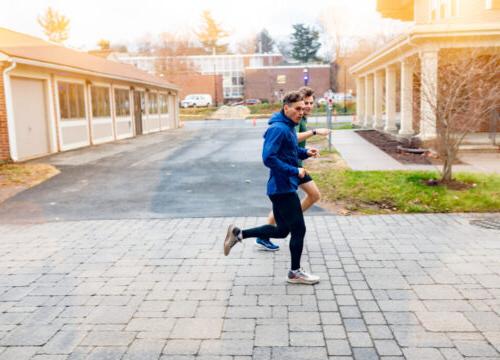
343, 64, 347, 113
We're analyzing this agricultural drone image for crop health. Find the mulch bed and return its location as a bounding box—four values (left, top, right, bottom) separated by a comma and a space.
356, 130, 433, 165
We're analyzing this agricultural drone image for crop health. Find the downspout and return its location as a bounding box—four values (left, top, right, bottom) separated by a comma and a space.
2, 59, 18, 162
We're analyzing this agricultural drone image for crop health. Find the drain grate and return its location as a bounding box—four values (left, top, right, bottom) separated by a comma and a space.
470, 218, 500, 230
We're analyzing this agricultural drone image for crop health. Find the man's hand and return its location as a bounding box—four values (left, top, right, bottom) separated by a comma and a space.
307, 148, 319, 158
315, 128, 331, 136
298, 167, 307, 178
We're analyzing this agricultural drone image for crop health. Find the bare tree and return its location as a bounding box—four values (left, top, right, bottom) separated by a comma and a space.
414, 48, 499, 183
235, 36, 257, 55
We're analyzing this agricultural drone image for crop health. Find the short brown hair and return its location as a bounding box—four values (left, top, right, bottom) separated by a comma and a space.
282, 91, 303, 106
299, 86, 314, 98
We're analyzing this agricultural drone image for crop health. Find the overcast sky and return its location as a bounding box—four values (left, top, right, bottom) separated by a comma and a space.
2, 0, 409, 53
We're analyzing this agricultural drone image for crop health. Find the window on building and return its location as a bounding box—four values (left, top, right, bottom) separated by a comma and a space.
114, 88, 130, 116
159, 94, 168, 114
58, 81, 85, 120
148, 93, 158, 115
91, 86, 111, 118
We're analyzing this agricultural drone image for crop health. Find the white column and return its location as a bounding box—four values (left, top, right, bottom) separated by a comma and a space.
399, 59, 414, 136
374, 70, 384, 129
364, 75, 374, 127
356, 77, 364, 125
419, 50, 438, 140
384, 65, 397, 132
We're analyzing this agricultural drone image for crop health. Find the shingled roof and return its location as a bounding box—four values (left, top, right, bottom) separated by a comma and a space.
0, 28, 178, 90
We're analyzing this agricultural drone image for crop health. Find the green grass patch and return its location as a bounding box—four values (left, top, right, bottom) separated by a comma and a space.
180, 107, 217, 120
311, 169, 500, 214
0, 163, 59, 186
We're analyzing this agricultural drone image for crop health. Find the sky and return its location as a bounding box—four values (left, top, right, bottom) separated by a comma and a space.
1, 0, 410, 53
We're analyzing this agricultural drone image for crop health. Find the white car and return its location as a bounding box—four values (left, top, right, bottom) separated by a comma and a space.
181, 94, 213, 108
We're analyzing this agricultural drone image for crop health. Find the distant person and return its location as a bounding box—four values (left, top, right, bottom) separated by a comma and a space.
223, 91, 320, 284
255, 86, 331, 251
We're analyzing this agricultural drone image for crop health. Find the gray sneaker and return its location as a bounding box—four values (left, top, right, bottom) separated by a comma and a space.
287, 268, 320, 285
224, 224, 242, 256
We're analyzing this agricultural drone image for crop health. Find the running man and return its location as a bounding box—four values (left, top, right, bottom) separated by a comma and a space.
256, 86, 330, 251
223, 91, 320, 285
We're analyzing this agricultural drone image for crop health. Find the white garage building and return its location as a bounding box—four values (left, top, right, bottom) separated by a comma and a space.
0, 28, 180, 162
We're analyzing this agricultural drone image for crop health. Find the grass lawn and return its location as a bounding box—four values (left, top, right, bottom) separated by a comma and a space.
0, 163, 59, 203
311, 168, 500, 214
180, 107, 218, 121
302, 136, 500, 214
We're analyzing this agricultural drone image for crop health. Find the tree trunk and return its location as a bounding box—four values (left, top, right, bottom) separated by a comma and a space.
441, 151, 454, 183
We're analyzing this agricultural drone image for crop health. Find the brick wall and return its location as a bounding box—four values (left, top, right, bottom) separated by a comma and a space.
244, 66, 333, 103
166, 73, 223, 105
0, 64, 11, 161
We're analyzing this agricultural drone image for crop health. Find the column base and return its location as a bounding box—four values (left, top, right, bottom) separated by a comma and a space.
398, 129, 414, 137
416, 131, 437, 141
384, 125, 398, 133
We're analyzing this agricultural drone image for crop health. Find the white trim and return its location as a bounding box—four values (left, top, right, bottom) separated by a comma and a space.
92, 136, 114, 145
60, 140, 90, 151
54, 77, 91, 150
92, 117, 113, 125
89, 83, 113, 145
3, 61, 18, 160
59, 119, 88, 127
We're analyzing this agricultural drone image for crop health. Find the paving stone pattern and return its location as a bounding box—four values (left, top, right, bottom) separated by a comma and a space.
0, 214, 499, 359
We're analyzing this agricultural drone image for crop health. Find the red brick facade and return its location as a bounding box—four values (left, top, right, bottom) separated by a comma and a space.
244, 66, 333, 103
166, 73, 223, 105
0, 64, 11, 161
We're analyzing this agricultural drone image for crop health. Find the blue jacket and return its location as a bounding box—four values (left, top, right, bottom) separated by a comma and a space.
262, 111, 309, 195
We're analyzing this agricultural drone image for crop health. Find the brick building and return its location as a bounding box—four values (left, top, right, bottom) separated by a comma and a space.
166, 73, 223, 105
244, 64, 334, 103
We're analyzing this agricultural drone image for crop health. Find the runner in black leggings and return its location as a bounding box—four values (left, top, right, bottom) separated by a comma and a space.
223, 91, 320, 285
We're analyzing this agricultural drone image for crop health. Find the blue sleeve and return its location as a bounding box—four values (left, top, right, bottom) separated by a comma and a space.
262, 127, 299, 176
298, 146, 309, 160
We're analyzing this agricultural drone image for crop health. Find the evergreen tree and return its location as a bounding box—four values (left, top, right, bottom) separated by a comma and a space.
290, 24, 321, 63
255, 29, 275, 53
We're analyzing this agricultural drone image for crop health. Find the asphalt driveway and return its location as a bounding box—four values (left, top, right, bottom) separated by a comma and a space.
0, 120, 325, 223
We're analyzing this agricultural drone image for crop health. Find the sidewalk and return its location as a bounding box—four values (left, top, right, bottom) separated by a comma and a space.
332, 130, 500, 173
0, 214, 499, 359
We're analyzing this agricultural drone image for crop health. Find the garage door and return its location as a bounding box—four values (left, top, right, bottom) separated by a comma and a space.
11, 77, 51, 160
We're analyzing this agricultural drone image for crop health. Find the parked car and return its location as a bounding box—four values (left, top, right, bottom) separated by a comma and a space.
232, 98, 262, 106
180, 94, 213, 108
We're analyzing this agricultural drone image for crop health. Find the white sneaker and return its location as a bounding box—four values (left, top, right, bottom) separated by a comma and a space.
224, 224, 242, 256
287, 268, 320, 285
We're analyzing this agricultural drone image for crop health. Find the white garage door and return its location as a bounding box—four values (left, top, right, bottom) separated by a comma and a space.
11, 77, 50, 160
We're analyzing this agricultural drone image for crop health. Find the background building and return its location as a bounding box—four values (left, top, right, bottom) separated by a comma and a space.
351, 0, 500, 140
114, 53, 283, 102
244, 64, 334, 103
0, 28, 180, 162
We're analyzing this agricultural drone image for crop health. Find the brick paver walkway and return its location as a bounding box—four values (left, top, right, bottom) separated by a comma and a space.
0, 214, 499, 359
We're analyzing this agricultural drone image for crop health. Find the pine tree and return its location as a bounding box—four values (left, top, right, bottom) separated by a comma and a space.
37, 7, 70, 43
255, 29, 275, 53
290, 24, 321, 63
